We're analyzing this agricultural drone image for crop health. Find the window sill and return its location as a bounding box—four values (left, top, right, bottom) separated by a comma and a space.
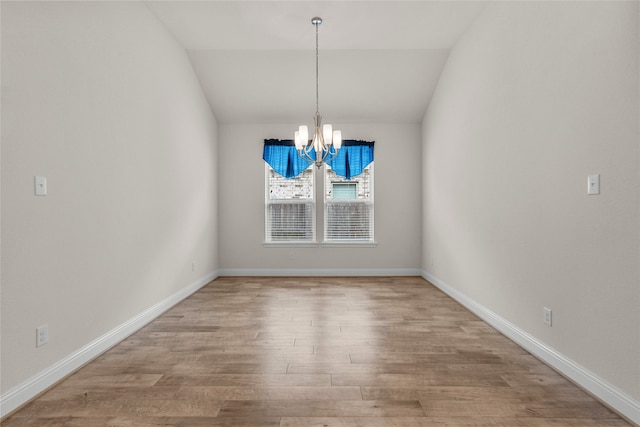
262, 241, 377, 248
263, 242, 319, 248
321, 241, 378, 248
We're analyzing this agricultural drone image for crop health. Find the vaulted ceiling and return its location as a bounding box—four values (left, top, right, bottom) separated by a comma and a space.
146, 1, 487, 124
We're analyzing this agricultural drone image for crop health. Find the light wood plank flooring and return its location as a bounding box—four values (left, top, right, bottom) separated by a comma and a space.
3, 276, 631, 426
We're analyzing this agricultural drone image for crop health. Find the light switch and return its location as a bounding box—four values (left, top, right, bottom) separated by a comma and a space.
587, 174, 600, 195
35, 176, 47, 196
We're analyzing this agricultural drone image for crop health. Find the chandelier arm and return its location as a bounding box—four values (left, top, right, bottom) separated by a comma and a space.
323, 148, 339, 164
297, 144, 340, 168
299, 151, 314, 165
301, 144, 314, 159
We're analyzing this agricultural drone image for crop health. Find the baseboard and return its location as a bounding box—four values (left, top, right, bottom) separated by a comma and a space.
421, 270, 640, 426
0, 270, 219, 418
218, 268, 423, 277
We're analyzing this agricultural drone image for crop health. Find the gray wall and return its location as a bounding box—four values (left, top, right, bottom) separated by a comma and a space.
1, 2, 218, 393
218, 123, 422, 275
422, 1, 639, 400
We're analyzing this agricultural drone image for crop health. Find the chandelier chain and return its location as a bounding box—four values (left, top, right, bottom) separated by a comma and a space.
315, 21, 319, 114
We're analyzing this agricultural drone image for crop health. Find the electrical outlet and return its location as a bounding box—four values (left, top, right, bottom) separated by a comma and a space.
36, 325, 49, 347
543, 307, 552, 327
192, 262, 196, 272
288, 251, 295, 261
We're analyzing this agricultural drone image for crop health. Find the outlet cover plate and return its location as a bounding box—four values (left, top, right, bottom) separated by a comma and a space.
543, 307, 552, 327
36, 325, 49, 347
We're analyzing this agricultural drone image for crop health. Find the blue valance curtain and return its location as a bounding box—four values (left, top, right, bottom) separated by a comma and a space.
262, 139, 312, 179
326, 140, 374, 180
263, 139, 374, 180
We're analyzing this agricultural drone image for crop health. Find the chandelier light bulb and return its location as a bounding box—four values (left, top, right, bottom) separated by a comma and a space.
298, 126, 308, 147
333, 130, 342, 150
323, 124, 333, 146
294, 131, 302, 150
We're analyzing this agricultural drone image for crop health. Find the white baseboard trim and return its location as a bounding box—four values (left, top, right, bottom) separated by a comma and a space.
0, 270, 219, 418
421, 270, 640, 426
218, 268, 423, 277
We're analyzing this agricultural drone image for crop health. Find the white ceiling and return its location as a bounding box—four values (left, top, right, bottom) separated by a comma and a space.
146, 1, 487, 124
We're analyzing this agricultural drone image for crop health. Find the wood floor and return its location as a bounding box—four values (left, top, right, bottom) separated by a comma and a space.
3, 276, 631, 426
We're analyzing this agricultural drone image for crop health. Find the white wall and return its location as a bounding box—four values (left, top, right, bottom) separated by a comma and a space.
422, 0, 639, 412
218, 123, 421, 275
1, 0, 218, 402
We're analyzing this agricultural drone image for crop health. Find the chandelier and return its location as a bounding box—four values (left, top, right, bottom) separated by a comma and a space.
294, 17, 342, 168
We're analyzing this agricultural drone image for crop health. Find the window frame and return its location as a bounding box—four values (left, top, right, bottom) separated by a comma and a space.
264, 163, 317, 245
323, 163, 375, 244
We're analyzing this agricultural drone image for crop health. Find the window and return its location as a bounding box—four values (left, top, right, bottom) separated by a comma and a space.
332, 183, 357, 200
324, 163, 374, 242
265, 165, 315, 242
263, 138, 374, 244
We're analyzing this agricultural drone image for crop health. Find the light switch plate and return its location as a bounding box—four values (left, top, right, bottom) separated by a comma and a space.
35, 176, 48, 196
543, 307, 552, 327
587, 174, 600, 195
